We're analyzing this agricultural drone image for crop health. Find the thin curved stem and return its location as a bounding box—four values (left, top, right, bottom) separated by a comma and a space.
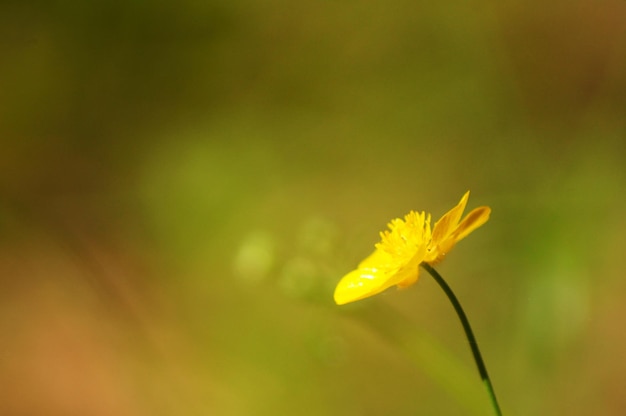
421, 263, 502, 416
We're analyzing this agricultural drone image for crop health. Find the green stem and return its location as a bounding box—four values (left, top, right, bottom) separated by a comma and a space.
421, 263, 502, 416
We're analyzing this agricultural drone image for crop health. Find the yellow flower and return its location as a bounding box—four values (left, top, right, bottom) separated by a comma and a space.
334, 191, 491, 305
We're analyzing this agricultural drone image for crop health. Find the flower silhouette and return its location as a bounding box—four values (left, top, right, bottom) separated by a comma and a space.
334, 191, 490, 305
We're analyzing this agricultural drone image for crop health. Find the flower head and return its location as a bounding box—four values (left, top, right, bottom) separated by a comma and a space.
334, 191, 490, 305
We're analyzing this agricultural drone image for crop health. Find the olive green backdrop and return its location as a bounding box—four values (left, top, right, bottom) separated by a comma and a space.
1, 0, 625, 414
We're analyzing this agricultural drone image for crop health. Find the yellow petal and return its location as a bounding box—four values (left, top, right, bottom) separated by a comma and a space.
333, 267, 396, 305
431, 191, 469, 245
451, 206, 491, 242
425, 193, 490, 264
396, 268, 420, 288
358, 248, 391, 269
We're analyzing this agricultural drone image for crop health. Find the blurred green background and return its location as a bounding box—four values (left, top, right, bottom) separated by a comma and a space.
1, 0, 625, 415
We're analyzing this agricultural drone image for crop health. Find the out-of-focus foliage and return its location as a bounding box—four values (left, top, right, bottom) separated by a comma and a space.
1, 0, 625, 415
